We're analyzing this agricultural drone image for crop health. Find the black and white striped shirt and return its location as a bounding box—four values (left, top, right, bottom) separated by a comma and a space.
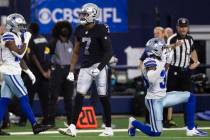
167, 33, 195, 68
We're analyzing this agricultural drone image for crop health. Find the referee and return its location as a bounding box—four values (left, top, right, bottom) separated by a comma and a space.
167, 18, 200, 124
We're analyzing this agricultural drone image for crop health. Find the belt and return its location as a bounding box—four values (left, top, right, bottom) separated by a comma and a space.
55, 64, 70, 69
170, 65, 189, 72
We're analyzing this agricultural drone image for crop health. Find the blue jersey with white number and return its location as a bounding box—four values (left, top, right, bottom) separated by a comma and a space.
143, 57, 167, 99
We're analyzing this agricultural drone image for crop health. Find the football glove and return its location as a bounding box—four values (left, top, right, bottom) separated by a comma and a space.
67, 72, 74, 81
90, 68, 100, 77
23, 69, 36, 84
23, 31, 31, 45
18, 31, 31, 44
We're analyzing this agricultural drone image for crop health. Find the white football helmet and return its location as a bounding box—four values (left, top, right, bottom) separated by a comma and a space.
78, 3, 100, 25
146, 38, 166, 57
5, 13, 27, 33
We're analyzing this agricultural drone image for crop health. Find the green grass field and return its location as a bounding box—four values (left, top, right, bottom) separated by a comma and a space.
1, 115, 210, 140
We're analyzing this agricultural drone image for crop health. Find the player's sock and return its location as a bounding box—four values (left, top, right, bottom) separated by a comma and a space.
99, 96, 111, 127
71, 93, 84, 125
19, 96, 37, 126
185, 93, 196, 130
132, 120, 161, 136
0, 98, 10, 123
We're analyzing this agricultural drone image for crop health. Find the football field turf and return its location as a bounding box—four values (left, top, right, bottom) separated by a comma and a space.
1, 115, 210, 140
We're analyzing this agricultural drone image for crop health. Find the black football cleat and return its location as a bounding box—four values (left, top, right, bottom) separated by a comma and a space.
32, 123, 51, 135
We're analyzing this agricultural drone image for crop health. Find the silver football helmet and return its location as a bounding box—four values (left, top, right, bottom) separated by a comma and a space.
146, 38, 166, 57
78, 3, 100, 25
5, 13, 27, 33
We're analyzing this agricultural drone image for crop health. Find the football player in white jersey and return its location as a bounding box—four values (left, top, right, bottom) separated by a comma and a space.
0, 13, 50, 135
128, 38, 207, 137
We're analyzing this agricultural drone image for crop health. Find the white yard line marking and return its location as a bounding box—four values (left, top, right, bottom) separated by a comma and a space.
9, 127, 210, 136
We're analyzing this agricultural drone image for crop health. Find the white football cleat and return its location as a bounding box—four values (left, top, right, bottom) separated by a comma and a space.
186, 127, 208, 136
99, 127, 114, 136
58, 124, 77, 137
128, 117, 136, 136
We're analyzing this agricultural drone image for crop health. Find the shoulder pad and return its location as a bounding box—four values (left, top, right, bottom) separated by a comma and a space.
97, 23, 110, 34
143, 58, 157, 68
2, 32, 15, 42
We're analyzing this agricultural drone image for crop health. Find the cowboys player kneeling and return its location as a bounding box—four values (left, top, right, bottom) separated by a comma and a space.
58, 3, 113, 137
128, 38, 208, 137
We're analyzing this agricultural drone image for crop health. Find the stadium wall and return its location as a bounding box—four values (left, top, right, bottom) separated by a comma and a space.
1, 0, 210, 65
32, 94, 210, 116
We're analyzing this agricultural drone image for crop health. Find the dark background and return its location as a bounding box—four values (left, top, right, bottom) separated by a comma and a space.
1, 0, 210, 64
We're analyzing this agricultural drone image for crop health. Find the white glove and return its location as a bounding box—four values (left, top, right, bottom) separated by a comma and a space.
23, 31, 32, 45
90, 68, 100, 77
18, 31, 31, 44
109, 56, 118, 64
67, 72, 74, 81
23, 69, 36, 84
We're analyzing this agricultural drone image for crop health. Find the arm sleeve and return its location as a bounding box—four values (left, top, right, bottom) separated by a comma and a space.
97, 24, 113, 71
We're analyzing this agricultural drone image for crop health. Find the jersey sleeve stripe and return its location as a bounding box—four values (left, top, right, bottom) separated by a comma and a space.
144, 60, 157, 67
144, 63, 157, 67
3, 37, 15, 41
2, 34, 14, 38
144, 60, 156, 65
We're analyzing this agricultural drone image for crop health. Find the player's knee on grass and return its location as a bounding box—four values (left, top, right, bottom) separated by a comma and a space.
132, 120, 162, 137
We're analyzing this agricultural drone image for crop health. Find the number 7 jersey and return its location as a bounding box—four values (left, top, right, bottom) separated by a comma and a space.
142, 57, 167, 99
74, 23, 111, 68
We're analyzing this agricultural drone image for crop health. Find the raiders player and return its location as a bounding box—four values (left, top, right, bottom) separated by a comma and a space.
58, 3, 113, 137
